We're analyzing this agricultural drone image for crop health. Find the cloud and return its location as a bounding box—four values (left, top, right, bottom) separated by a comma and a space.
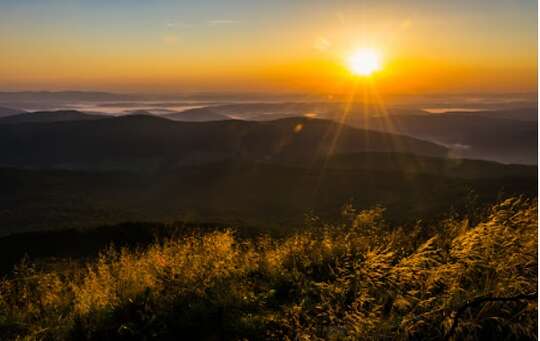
165, 21, 193, 29
207, 19, 239, 26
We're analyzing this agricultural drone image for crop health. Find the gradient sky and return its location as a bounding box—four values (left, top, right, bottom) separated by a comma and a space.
0, 0, 537, 94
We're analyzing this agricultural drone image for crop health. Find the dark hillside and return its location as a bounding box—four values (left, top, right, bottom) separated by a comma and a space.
0, 106, 24, 117
0, 160, 534, 236
0, 110, 109, 124
0, 116, 448, 170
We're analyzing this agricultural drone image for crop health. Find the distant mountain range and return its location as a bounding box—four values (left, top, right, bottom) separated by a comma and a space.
0, 91, 306, 106
0, 91, 137, 103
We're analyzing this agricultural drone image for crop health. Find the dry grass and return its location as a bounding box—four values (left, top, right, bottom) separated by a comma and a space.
0, 197, 536, 340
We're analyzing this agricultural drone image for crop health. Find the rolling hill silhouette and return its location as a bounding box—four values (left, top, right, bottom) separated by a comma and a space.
0, 110, 109, 124
163, 103, 536, 164
349, 114, 537, 164
0, 106, 24, 117
0, 115, 449, 170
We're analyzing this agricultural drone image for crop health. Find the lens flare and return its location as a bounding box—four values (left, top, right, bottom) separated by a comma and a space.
348, 48, 382, 76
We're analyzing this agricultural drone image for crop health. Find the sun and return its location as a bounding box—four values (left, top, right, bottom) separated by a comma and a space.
348, 48, 382, 76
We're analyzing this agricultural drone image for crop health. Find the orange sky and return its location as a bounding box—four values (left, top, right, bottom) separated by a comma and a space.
0, 1, 537, 94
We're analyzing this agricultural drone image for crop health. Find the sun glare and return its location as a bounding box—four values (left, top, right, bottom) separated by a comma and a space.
348, 48, 382, 76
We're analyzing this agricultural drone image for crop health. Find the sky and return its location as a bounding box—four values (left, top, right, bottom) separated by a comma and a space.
0, 0, 537, 94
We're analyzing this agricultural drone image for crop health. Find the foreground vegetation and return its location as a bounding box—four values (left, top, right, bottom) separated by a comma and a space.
0, 197, 537, 340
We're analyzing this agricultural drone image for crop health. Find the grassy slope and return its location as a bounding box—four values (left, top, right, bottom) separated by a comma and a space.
0, 198, 536, 340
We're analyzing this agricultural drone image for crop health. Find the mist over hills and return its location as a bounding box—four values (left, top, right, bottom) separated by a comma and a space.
432, 107, 538, 122
164, 107, 230, 121
148, 102, 537, 164
0, 91, 307, 110
346, 113, 538, 164
1, 100, 536, 165
183, 103, 538, 164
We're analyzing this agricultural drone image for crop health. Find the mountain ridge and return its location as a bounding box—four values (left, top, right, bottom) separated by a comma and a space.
0, 115, 449, 171
0, 110, 110, 124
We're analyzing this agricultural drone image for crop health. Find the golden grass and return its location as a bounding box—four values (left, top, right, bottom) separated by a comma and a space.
0, 197, 536, 340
